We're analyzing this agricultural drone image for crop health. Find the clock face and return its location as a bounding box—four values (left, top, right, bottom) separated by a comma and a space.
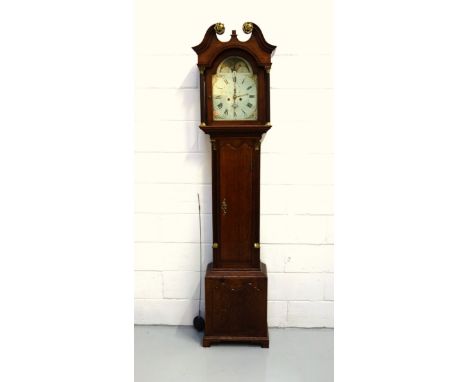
212, 56, 257, 121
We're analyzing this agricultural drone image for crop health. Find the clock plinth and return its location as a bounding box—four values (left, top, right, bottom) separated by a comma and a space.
193, 22, 276, 348
202, 262, 269, 348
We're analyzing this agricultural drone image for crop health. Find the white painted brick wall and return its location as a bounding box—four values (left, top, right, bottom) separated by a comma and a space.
162, 271, 201, 300
135, 0, 333, 328
134, 271, 163, 299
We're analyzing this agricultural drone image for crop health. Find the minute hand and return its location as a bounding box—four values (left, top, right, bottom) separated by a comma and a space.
233, 93, 249, 99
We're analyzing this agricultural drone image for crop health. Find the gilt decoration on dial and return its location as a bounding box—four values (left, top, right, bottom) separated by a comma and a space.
212, 56, 257, 121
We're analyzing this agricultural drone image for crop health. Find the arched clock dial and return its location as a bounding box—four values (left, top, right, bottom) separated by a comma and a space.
212, 56, 257, 121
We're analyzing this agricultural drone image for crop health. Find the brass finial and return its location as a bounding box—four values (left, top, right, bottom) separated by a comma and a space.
243, 22, 253, 34
214, 22, 225, 35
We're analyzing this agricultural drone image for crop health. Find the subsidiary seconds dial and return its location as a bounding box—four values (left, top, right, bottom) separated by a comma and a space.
212, 56, 257, 121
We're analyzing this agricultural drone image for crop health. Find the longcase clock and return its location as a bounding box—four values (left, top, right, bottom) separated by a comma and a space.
193, 22, 276, 348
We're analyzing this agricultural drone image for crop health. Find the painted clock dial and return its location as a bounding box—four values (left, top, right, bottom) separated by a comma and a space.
212, 56, 258, 120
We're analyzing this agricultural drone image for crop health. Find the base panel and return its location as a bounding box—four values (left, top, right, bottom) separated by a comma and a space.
203, 262, 269, 348
203, 334, 269, 348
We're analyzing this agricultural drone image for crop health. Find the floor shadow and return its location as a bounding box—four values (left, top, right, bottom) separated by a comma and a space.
175, 325, 204, 345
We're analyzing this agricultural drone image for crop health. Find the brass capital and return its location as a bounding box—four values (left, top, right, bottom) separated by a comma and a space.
210, 138, 217, 150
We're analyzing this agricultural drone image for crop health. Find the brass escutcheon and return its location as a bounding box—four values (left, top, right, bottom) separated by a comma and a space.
221, 198, 228, 215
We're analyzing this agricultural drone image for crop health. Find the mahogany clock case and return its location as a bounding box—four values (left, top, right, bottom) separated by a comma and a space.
193, 22, 276, 348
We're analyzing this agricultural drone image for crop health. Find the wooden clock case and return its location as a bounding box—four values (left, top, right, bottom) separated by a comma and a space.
193, 22, 276, 348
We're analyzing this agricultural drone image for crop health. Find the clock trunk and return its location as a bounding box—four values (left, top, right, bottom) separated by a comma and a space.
212, 137, 260, 269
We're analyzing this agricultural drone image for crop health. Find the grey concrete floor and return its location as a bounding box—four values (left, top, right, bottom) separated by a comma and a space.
135, 325, 333, 382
